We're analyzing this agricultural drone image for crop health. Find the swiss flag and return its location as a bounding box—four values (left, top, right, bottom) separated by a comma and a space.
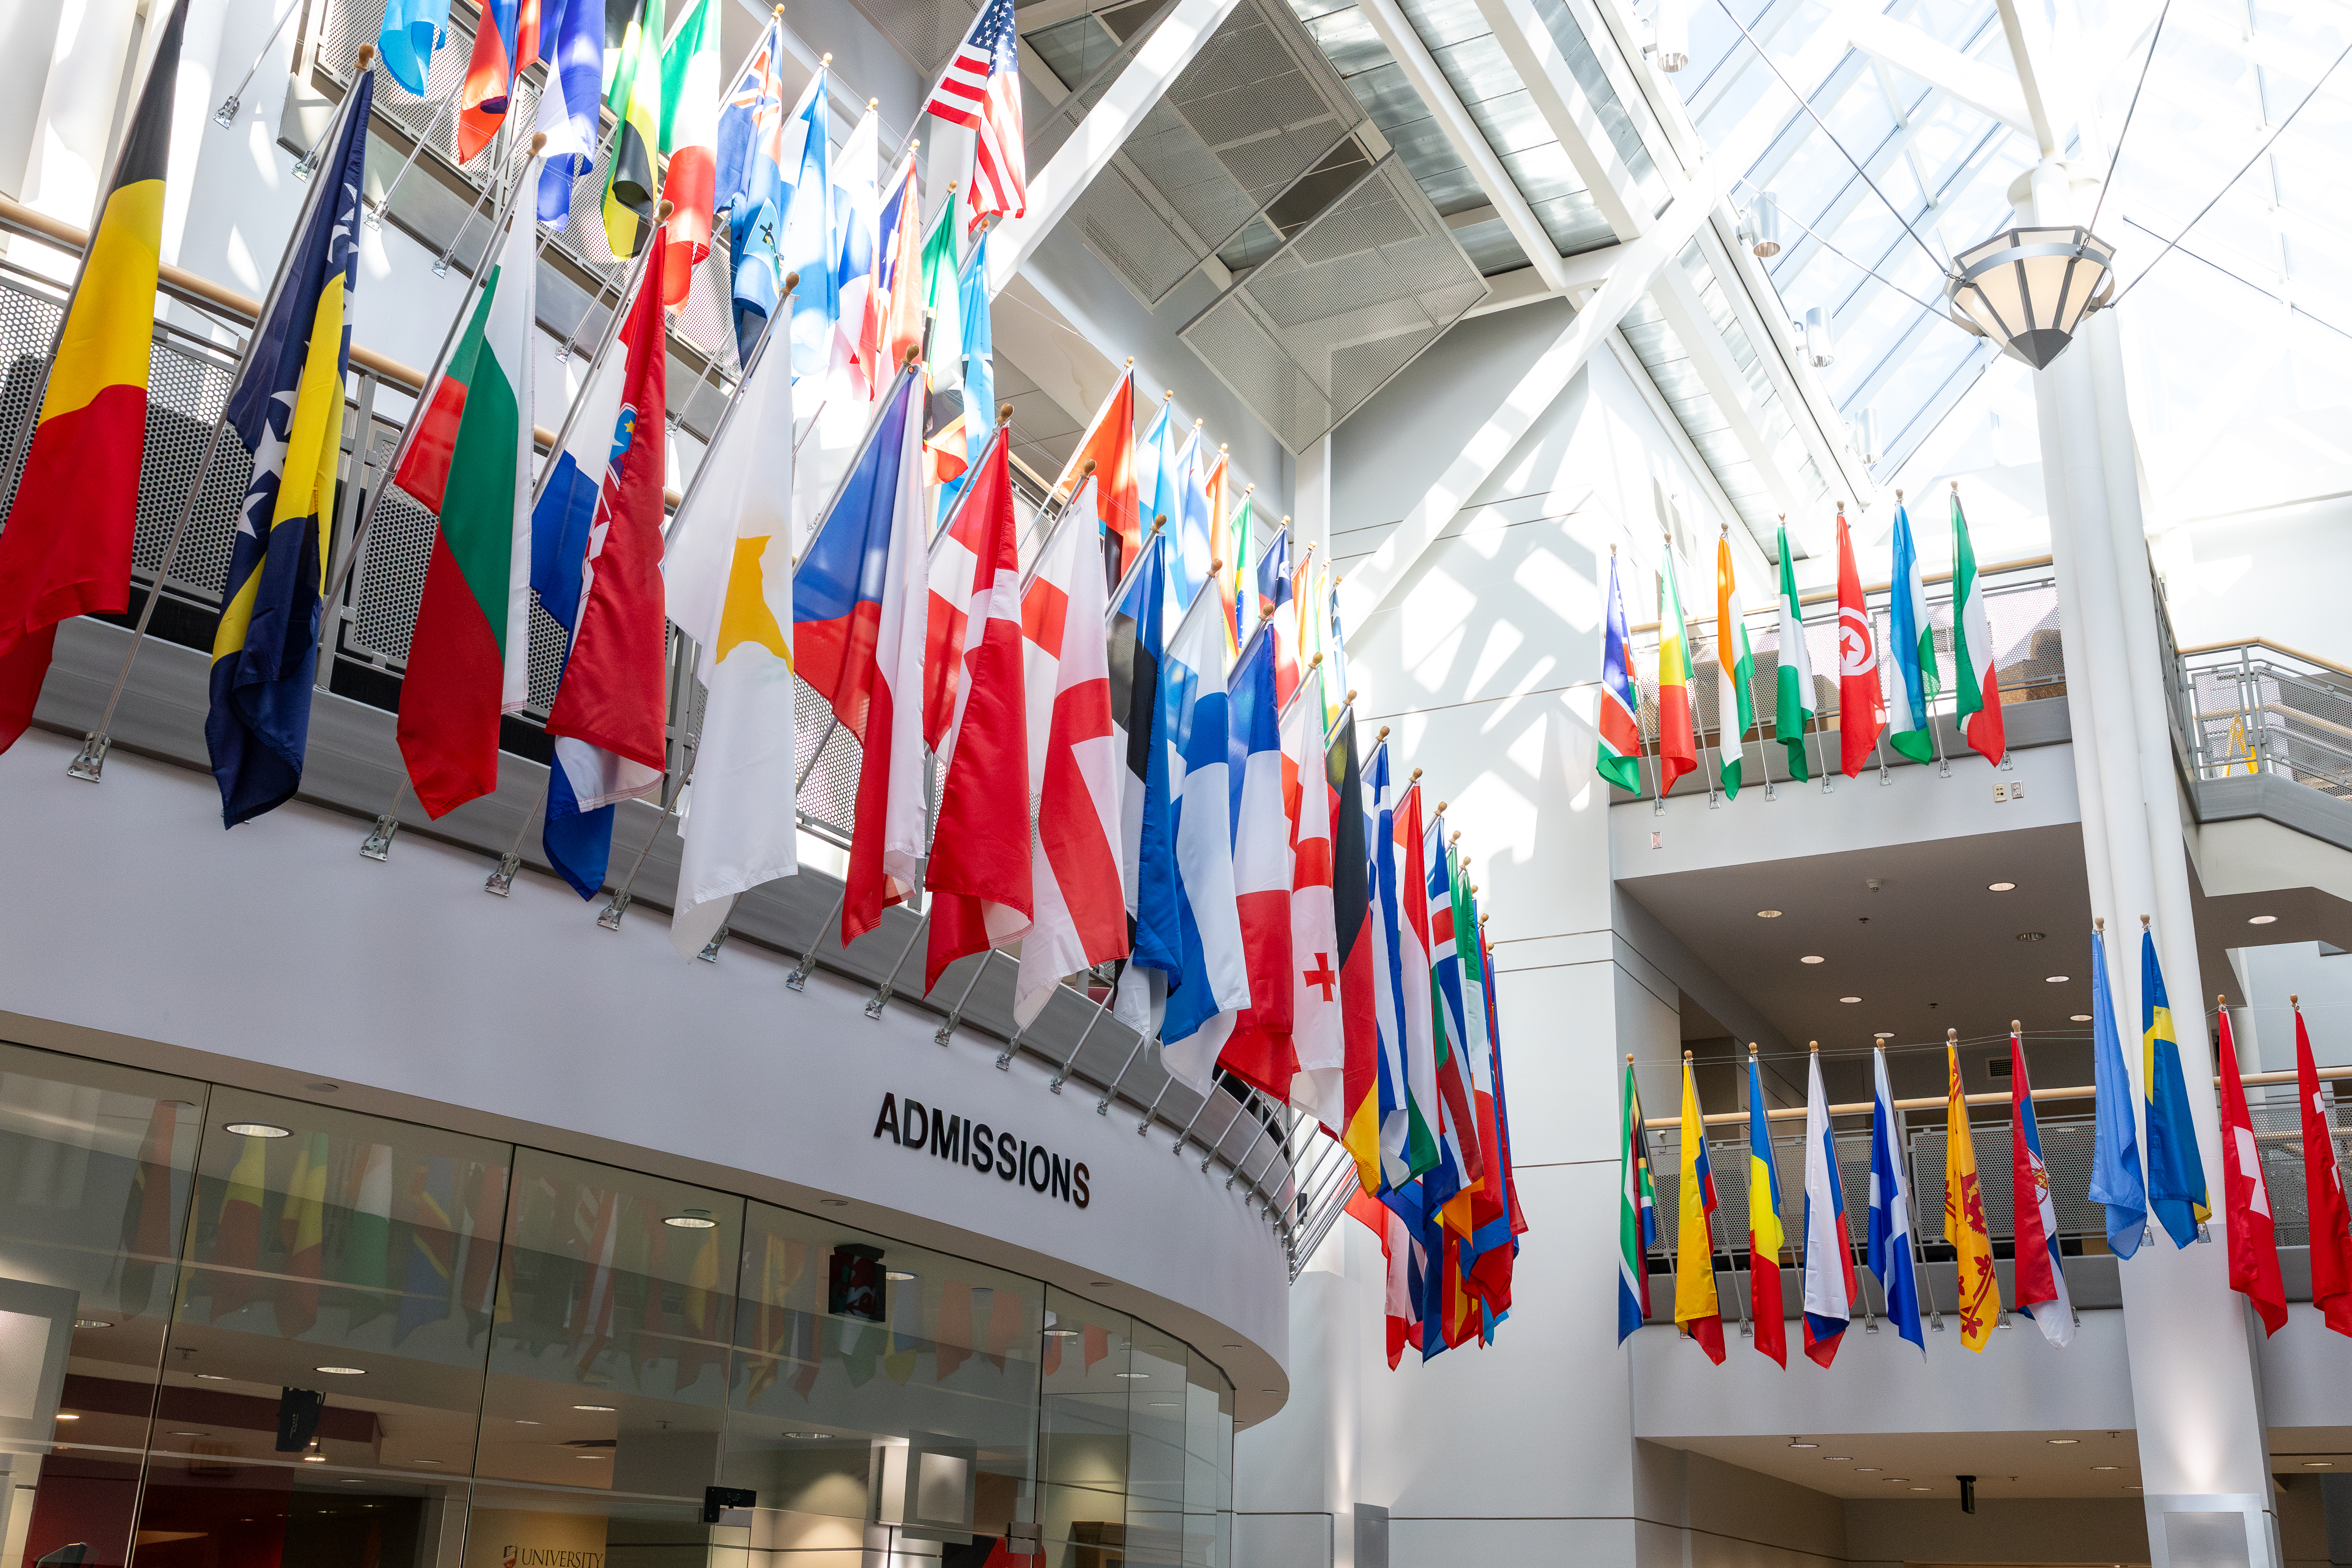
2218, 1006, 2286, 1335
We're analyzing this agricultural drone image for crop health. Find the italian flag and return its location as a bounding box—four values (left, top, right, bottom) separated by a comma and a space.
1714, 531, 1755, 796
1950, 486, 2006, 764
1772, 522, 1815, 781
396, 199, 538, 820
657, 0, 718, 305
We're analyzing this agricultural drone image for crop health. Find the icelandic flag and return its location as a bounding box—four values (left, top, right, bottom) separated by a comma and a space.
714, 29, 794, 365
1108, 531, 1178, 1035
1256, 522, 1299, 708
533, 0, 603, 222
1209, 625, 1295, 1103
1866, 1045, 1926, 1352
792, 365, 931, 944
1800, 1048, 1857, 1367
1155, 588, 1251, 1090
2088, 922, 2149, 1258
776, 70, 841, 384
1169, 422, 1213, 614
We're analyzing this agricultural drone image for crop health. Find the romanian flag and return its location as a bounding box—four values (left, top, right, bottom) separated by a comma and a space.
2140, 924, 2211, 1248
601, 0, 665, 258
1657, 544, 1698, 792
0, 0, 188, 754
1942, 1039, 2001, 1349
1744, 1050, 1785, 1366
1594, 550, 1640, 793
1675, 1056, 1724, 1363
206, 68, 374, 826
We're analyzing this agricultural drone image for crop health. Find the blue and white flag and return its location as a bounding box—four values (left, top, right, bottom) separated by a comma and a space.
1886, 499, 1936, 764
1169, 421, 1213, 613
1156, 586, 1250, 1089
532, 0, 603, 222
1367, 741, 1411, 1192
1866, 1044, 1926, 1351
774, 70, 840, 382
2088, 922, 2149, 1258
1141, 397, 1183, 554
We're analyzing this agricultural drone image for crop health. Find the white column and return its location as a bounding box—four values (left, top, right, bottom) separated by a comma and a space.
21, 0, 145, 280
2028, 155, 2281, 1568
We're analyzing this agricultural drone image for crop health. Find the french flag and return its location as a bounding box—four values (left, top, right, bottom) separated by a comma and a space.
1155, 589, 1251, 1092
793, 365, 931, 945
1214, 626, 1297, 1106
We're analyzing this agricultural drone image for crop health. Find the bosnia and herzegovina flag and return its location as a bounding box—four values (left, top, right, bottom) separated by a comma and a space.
601, 0, 665, 259
0, 0, 189, 755
205, 64, 373, 826
2141, 923, 2211, 1249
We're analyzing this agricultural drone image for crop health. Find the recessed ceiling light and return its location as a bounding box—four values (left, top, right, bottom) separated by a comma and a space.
411, 1459, 442, 1466
1826, 1455, 1851, 1461
1757, 909, 1782, 918
515, 1420, 539, 1426
75, 1319, 112, 1329
195, 1373, 231, 1382
171, 1431, 203, 1438
1116, 1372, 1149, 1380
885, 1271, 917, 1282
2248, 915, 2277, 925
1090, 1281, 1116, 1288
302, 1455, 327, 1463
1045, 1328, 1081, 1338
314, 1366, 365, 1376
54, 1414, 79, 1422
224, 1122, 290, 1138
2016, 931, 2045, 942
2047, 1438, 2079, 1445
573, 1405, 617, 1413
340, 1478, 365, 1485
820, 1199, 849, 1207
2045, 975, 2070, 983
1840, 996, 1863, 1004
1262, 1388, 1279, 1394
1788, 1441, 1819, 1449
1885, 1477, 1909, 1483
1801, 956, 1825, 964
2071, 1014, 2093, 1022
1855, 1467, 1880, 1473
2126, 1485, 2142, 1490
1222, 1344, 1244, 1351
577, 1454, 606, 1460
1148, 1400, 1181, 1407
2304, 1462, 2334, 1468
305, 1082, 339, 1093
1909, 1486, 1932, 1491
663, 1210, 717, 1229
2091, 1465, 2118, 1471
1988, 882, 2016, 892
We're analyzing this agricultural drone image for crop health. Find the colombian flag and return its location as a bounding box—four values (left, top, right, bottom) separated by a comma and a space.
0, 0, 189, 754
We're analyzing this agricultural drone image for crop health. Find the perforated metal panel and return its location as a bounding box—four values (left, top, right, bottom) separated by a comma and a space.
841, 0, 978, 79
1180, 154, 1485, 453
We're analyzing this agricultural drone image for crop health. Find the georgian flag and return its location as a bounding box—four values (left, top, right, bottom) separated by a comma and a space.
1212, 627, 1297, 1104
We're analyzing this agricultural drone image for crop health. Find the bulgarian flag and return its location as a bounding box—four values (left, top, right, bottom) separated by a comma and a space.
656, 0, 718, 306
1714, 531, 1756, 797
395, 193, 539, 819
1596, 549, 1642, 793
1950, 483, 2007, 764
1656, 545, 1698, 793
1772, 521, 1815, 781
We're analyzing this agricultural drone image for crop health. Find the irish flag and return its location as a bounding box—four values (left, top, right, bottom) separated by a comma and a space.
1950, 484, 2006, 764
396, 196, 538, 820
1715, 531, 1756, 796
1656, 545, 1698, 793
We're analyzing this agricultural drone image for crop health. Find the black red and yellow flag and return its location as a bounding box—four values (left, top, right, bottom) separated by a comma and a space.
0, 0, 190, 751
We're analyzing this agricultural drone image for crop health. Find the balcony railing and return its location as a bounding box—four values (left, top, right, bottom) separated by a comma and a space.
2177, 640, 2352, 800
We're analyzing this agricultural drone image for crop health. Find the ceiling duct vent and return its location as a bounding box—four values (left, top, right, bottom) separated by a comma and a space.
1179, 153, 1487, 453
1064, 0, 1367, 308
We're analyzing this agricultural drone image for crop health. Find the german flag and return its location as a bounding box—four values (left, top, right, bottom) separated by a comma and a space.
0, 0, 190, 752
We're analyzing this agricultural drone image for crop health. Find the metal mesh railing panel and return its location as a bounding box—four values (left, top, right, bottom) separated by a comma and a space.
2184, 651, 2352, 798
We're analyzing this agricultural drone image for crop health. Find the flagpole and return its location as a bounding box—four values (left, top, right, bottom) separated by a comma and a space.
789, 353, 923, 574
1746, 666, 1776, 801
366, 87, 464, 230
1102, 517, 1169, 627
212, 0, 304, 127
655, 270, 795, 526
532, 218, 675, 506
1906, 490, 1954, 781
1016, 458, 1096, 589
66, 56, 384, 783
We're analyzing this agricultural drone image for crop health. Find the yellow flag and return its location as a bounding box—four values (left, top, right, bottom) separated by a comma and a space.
1944, 1040, 2003, 1349
1675, 1058, 1725, 1360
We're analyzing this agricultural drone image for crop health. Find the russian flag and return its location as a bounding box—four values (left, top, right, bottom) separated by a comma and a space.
793, 366, 931, 945
1214, 626, 1297, 1104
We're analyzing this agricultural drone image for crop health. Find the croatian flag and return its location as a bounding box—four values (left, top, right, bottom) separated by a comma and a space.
1212, 626, 1296, 1104
1800, 1048, 1856, 1367
1867, 1045, 1927, 1352
1156, 590, 1251, 1092
793, 366, 931, 944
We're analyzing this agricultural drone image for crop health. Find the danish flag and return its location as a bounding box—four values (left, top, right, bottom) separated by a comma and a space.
923, 0, 1027, 232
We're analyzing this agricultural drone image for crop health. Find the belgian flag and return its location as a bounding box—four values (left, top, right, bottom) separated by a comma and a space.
0, 0, 190, 752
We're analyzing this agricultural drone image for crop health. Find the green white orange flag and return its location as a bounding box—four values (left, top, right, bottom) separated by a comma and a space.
1657, 544, 1698, 792
1714, 531, 1756, 797
1772, 522, 1815, 781
1950, 484, 2006, 764
395, 195, 538, 819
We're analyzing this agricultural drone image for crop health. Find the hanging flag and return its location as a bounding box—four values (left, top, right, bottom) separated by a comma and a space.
457, 0, 539, 165
1280, 670, 1344, 1131
1675, 1057, 1724, 1364
656, 0, 719, 305
541, 229, 670, 880
1799, 1046, 1854, 1367
395, 168, 540, 821
2007, 1027, 2076, 1347
1773, 522, 1815, 782
1169, 424, 1215, 615
1216, 627, 1298, 1104
2297, 1002, 2352, 1336
834, 102, 883, 399
1657, 546, 1698, 792
1866, 1044, 1925, 1351
1257, 522, 1300, 708
1885, 498, 1936, 765
1618, 1059, 1656, 1343
1156, 591, 1252, 1092
1452, 876, 1509, 1308
1469, 913, 1525, 1319
0, 0, 190, 755
600, 0, 664, 257
1319, 567, 1349, 735
1715, 533, 1757, 797
778, 69, 842, 385
2140, 923, 2211, 1249
1366, 744, 1415, 1190
277, 1132, 329, 1338
1057, 369, 1142, 588
341, 1143, 396, 1329
1010, 478, 1125, 1026
1331, 713, 1380, 1182
206, 69, 374, 825
1596, 551, 1642, 794
380, 0, 453, 95
2088, 922, 2149, 1259
876, 149, 925, 381
1206, 458, 1240, 660
714, 17, 789, 361
924, 430, 1032, 990
115, 1099, 184, 1316
1744, 1051, 1786, 1366
1949, 484, 2005, 765
208, 1131, 268, 1318
2217, 1004, 2284, 1336
1141, 397, 1182, 553
1106, 531, 1176, 1037
1943, 1036, 2001, 1350
924, 0, 1027, 232
952, 232, 995, 504
533, 0, 603, 223
1833, 507, 1882, 778
920, 204, 968, 484
793, 366, 931, 945
1397, 784, 1446, 1184
663, 292, 799, 956
1427, 819, 1485, 1234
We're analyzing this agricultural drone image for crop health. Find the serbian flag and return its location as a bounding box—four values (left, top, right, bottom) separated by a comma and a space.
1329, 713, 1380, 1181
1744, 1052, 1786, 1365
1011, 478, 1127, 1026
1799, 1047, 1855, 1367
1656, 546, 1698, 792
924, 430, 1032, 991
2008, 1027, 2078, 1345
794, 366, 931, 945
2217, 1004, 2285, 1336
457, 0, 539, 165
1834, 507, 1883, 778
1594, 549, 1642, 792
0, 0, 188, 754
1055, 368, 1142, 591
1675, 1055, 1725, 1364
2296, 1001, 2352, 1337
1216, 626, 1298, 1103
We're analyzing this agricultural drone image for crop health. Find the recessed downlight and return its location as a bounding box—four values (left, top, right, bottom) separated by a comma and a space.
1885, 1477, 1909, 1483
2047, 1438, 2079, 1445
663, 1210, 717, 1230
223, 1122, 290, 1138
1840, 996, 1863, 1004
1756, 909, 1782, 918
2071, 1014, 2093, 1022
75, 1319, 112, 1329
819, 1199, 850, 1207
885, 1271, 917, 1282
2303, 1461, 2334, 1468
515, 1420, 540, 1426
195, 1373, 232, 1382
1116, 1372, 1149, 1380
2045, 975, 2070, 983
314, 1366, 365, 1376
301, 1455, 327, 1463
2249, 915, 2278, 925
1909, 1486, 1932, 1491
1988, 882, 2016, 892
2016, 931, 2045, 942
1788, 1441, 1818, 1449
2091, 1465, 2119, 1471
1826, 1455, 1851, 1461
54, 1414, 79, 1422
573, 1405, 617, 1413
1855, 1467, 1880, 1473
1800, 955, 1825, 964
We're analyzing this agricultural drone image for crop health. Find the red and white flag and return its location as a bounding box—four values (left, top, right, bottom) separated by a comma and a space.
923, 0, 1026, 233
2217, 1004, 2286, 1336
2296, 1002, 2352, 1337
1011, 478, 1128, 1026
1280, 675, 1344, 1128
1834, 506, 1883, 778
1216, 625, 1297, 1102
924, 430, 1032, 989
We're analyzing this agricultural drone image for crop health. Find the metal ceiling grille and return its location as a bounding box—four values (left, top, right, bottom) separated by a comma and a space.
1068, 0, 1367, 307
1180, 153, 1488, 451
839, 0, 979, 80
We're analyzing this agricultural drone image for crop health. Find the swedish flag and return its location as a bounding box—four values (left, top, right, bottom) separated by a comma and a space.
204, 71, 373, 825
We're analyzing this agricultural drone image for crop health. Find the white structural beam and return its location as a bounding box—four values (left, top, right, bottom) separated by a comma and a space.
1354, 0, 1577, 293
1647, 261, 1811, 523
1473, 0, 1647, 239
1337, 166, 1723, 637
1844, 10, 2033, 138
986, 0, 1246, 295
1989, 0, 2060, 156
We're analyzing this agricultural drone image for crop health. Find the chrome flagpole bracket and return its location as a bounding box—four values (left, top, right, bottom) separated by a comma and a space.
596, 890, 632, 929
788, 891, 847, 992
1047, 1008, 1105, 1094
698, 925, 731, 962
67, 732, 109, 781
866, 918, 929, 1019
935, 952, 992, 1045
993, 1022, 1028, 1071
1198, 1095, 1248, 1173
1137, 1069, 1178, 1135
360, 781, 408, 861
484, 851, 522, 895
1096, 1029, 1151, 1113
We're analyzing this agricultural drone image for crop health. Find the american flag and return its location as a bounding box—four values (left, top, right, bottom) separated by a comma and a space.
923, 0, 1027, 230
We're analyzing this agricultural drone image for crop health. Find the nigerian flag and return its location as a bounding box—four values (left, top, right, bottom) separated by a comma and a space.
1715, 531, 1756, 796
1773, 522, 1815, 781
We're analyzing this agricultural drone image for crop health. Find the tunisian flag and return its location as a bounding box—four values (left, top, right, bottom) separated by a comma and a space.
1834, 508, 1884, 777
2217, 1004, 2286, 1336
924, 429, 1031, 991
1055, 368, 1141, 590
2296, 1001, 2352, 1337
1010, 477, 1126, 1026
